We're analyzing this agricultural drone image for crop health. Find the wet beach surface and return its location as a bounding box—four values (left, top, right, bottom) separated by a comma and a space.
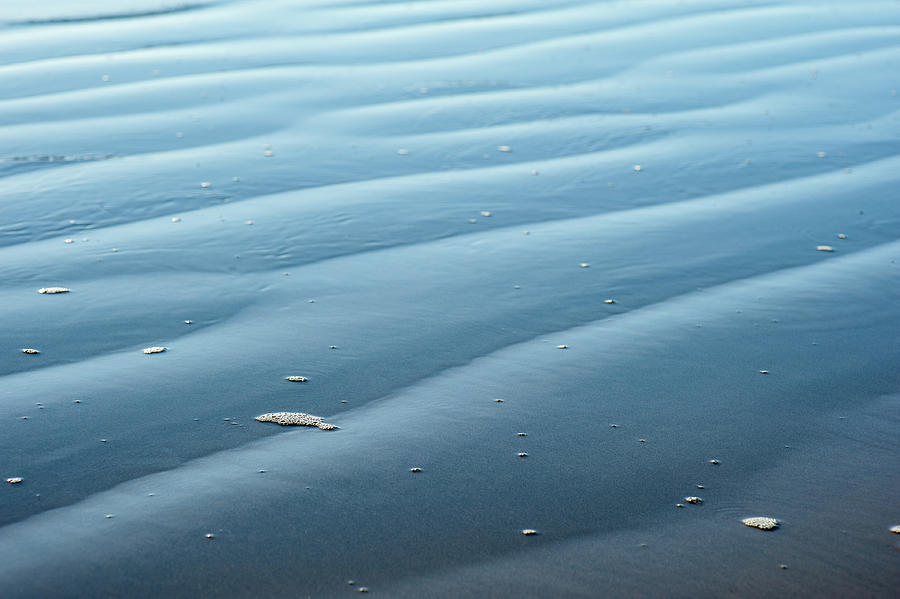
1, 1, 899, 596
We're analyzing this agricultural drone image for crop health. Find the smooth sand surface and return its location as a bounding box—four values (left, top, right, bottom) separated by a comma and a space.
1, 1, 899, 597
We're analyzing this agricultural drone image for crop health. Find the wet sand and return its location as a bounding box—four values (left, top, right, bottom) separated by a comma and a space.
1, 0, 899, 597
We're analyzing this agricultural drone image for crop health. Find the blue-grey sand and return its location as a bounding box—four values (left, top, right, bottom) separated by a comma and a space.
2, 0, 899, 597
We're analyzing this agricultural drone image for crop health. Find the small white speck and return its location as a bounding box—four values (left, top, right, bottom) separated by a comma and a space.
517, 452, 528, 458
5, 477, 23, 484
200, 182, 211, 188
101, 75, 110, 82
205, 533, 215, 539
480, 211, 492, 217
580, 263, 590, 268
143, 346, 167, 354
816, 151, 826, 158
285, 376, 308, 382
245, 220, 254, 225
22, 348, 40, 354
556, 344, 568, 349
184, 320, 193, 325
837, 233, 847, 239
64, 238, 73, 244
105, 514, 114, 519
396, 149, 409, 155
171, 217, 181, 223
409, 467, 422, 472
497, 145, 512, 152
264, 150, 274, 157
816, 245, 834, 252
521, 529, 538, 535
38, 287, 70, 294
604, 299, 616, 304
633, 165, 642, 172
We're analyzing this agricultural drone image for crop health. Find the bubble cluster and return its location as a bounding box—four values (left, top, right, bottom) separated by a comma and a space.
255, 412, 337, 430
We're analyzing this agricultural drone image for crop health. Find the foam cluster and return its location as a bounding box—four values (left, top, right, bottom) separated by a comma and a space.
741, 517, 779, 530
255, 412, 337, 430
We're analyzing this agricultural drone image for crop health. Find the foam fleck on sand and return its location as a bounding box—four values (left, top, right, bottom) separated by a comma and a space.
255, 412, 337, 430
38, 287, 70, 294
742, 517, 779, 530
143, 347, 167, 354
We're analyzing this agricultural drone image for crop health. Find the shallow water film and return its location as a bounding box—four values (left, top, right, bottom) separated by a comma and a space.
1, 1, 899, 597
